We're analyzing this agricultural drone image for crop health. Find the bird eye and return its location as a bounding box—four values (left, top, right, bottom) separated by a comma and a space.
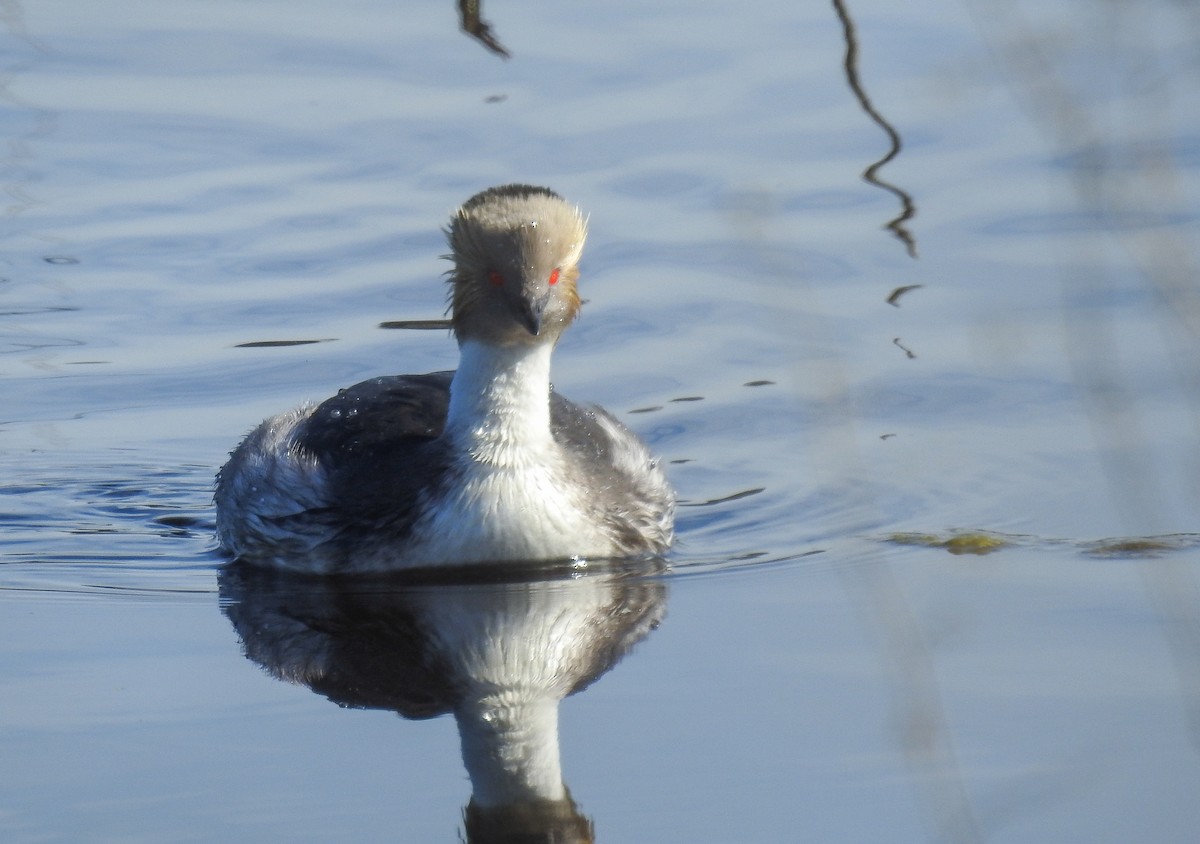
487, 270, 504, 287
548, 267, 560, 286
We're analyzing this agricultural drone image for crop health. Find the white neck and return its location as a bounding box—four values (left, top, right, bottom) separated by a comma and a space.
455, 693, 566, 806
445, 339, 556, 467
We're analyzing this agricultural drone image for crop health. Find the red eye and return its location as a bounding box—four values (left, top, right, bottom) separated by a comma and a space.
487, 270, 504, 287
548, 267, 560, 285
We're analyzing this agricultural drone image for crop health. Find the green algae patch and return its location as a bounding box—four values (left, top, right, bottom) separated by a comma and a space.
887, 531, 1012, 556
1083, 535, 1200, 559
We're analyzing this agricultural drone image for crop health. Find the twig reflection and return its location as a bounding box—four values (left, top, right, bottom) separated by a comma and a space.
831, 0, 918, 258
458, 0, 511, 59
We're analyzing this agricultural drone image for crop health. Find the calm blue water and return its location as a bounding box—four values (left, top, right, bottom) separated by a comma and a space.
3, 0, 1200, 840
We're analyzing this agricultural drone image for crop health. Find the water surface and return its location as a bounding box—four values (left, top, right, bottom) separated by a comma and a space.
3, 0, 1200, 840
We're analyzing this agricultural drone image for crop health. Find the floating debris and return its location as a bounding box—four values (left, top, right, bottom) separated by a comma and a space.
1082, 535, 1200, 559
887, 531, 1013, 555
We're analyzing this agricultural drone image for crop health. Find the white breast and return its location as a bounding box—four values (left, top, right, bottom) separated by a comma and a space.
402, 460, 616, 566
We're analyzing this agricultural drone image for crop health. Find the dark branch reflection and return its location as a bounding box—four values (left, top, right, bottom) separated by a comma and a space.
458, 0, 511, 59
831, 0, 918, 258
219, 560, 667, 843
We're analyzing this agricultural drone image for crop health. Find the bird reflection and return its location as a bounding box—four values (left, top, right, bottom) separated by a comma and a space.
218, 560, 667, 843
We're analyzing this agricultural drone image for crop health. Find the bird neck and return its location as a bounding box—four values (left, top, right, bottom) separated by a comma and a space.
445, 338, 556, 466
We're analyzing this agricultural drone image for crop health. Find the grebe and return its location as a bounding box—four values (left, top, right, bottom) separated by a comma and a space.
216, 184, 675, 573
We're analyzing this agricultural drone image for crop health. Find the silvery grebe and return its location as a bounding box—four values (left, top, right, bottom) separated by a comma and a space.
215, 184, 675, 573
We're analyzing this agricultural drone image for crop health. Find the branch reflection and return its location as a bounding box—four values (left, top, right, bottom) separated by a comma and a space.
219, 560, 667, 842
831, 0, 918, 258
458, 0, 511, 58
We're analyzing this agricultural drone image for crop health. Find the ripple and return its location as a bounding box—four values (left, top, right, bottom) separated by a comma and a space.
0, 457, 221, 598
